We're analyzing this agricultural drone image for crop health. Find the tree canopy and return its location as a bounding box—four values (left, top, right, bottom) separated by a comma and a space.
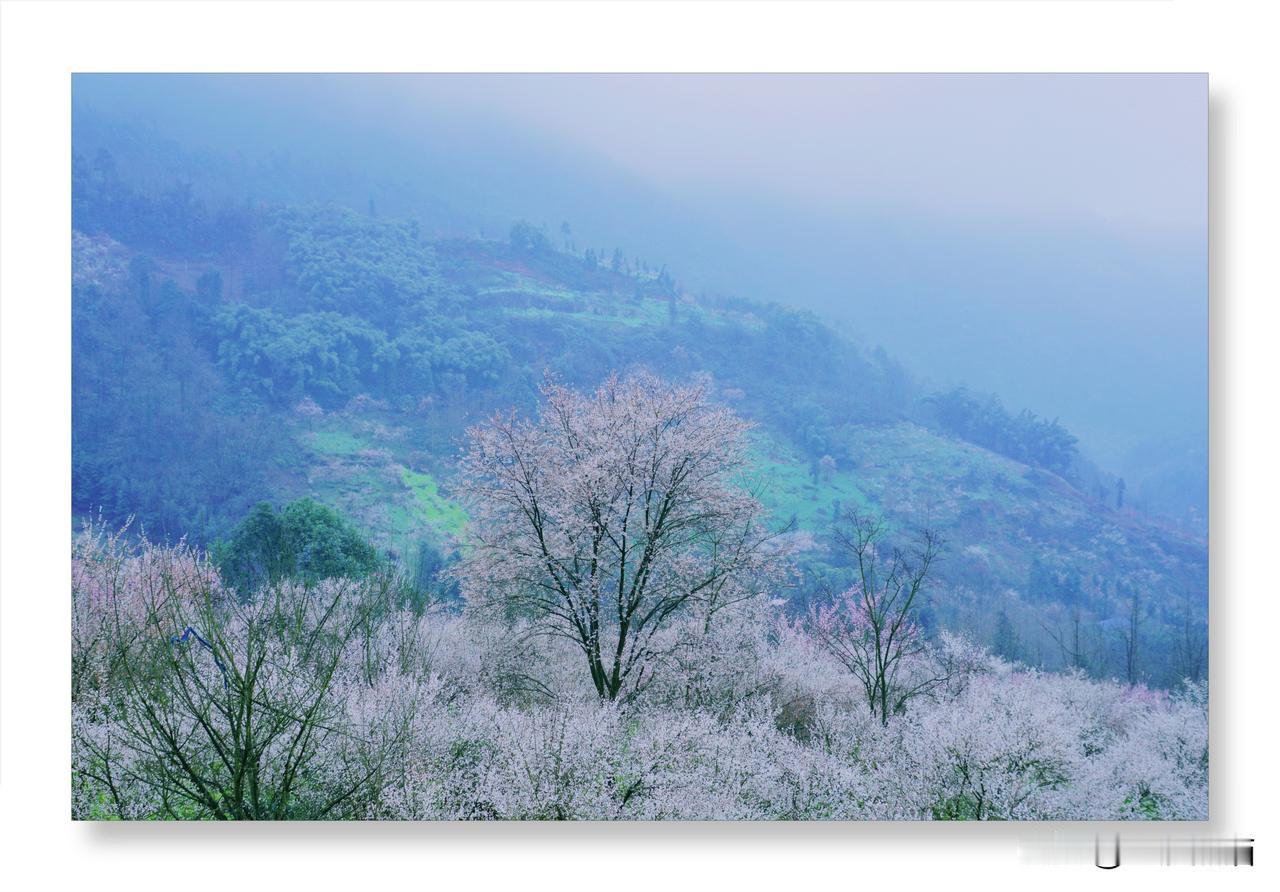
213, 498, 380, 596
455, 373, 786, 700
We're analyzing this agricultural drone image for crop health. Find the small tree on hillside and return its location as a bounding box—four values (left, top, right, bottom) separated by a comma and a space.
454, 372, 783, 700
993, 609, 1022, 663
817, 454, 837, 483
1120, 588, 1143, 684
809, 511, 942, 724
1174, 587, 1208, 683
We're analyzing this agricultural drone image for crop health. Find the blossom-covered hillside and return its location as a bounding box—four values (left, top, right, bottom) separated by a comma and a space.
72, 525, 1207, 821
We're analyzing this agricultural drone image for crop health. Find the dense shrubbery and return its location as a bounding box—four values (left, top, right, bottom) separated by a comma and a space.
273, 206, 441, 325
212, 498, 381, 596
72, 527, 1207, 821
925, 386, 1078, 475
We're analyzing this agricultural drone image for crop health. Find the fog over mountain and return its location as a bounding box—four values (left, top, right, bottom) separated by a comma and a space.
73, 73, 1207, 517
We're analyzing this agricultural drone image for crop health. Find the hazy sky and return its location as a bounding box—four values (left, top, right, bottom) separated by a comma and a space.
403, 73, 1206, 234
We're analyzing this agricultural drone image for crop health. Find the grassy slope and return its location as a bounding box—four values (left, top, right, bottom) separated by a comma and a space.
287, 415, 466, 560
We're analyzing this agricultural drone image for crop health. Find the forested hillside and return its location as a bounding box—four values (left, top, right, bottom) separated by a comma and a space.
71, 135, 1206, 689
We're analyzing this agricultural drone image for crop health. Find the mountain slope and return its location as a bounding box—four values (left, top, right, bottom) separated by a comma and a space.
70, 188, 1207, 687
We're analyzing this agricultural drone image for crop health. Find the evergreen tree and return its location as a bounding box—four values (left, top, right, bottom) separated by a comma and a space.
993, 609, 1021, 662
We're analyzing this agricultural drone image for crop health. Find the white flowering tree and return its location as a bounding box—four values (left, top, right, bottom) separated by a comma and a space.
455, 372, 782, 700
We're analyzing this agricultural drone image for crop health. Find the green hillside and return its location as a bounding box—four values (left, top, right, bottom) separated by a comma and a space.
71, 188, 1207, 686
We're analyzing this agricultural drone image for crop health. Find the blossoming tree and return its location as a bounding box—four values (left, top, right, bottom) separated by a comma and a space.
72, 524, 414, 819
810, 511, 942, 724
454, 372, 782, 700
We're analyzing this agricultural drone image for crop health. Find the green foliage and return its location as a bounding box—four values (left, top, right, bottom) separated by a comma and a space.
213, 498, 380, 595
509, 219, 550, 254
216, 304, 397, 407
747, 441, 871, 531
926, 386, 1078, 475
400, 468, 468, 539
993, 609, 1021, 662
404, 537, 460, 611
1123, 787, 1163, 820
931, 793, 984, 821
273, 205, 443, 325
